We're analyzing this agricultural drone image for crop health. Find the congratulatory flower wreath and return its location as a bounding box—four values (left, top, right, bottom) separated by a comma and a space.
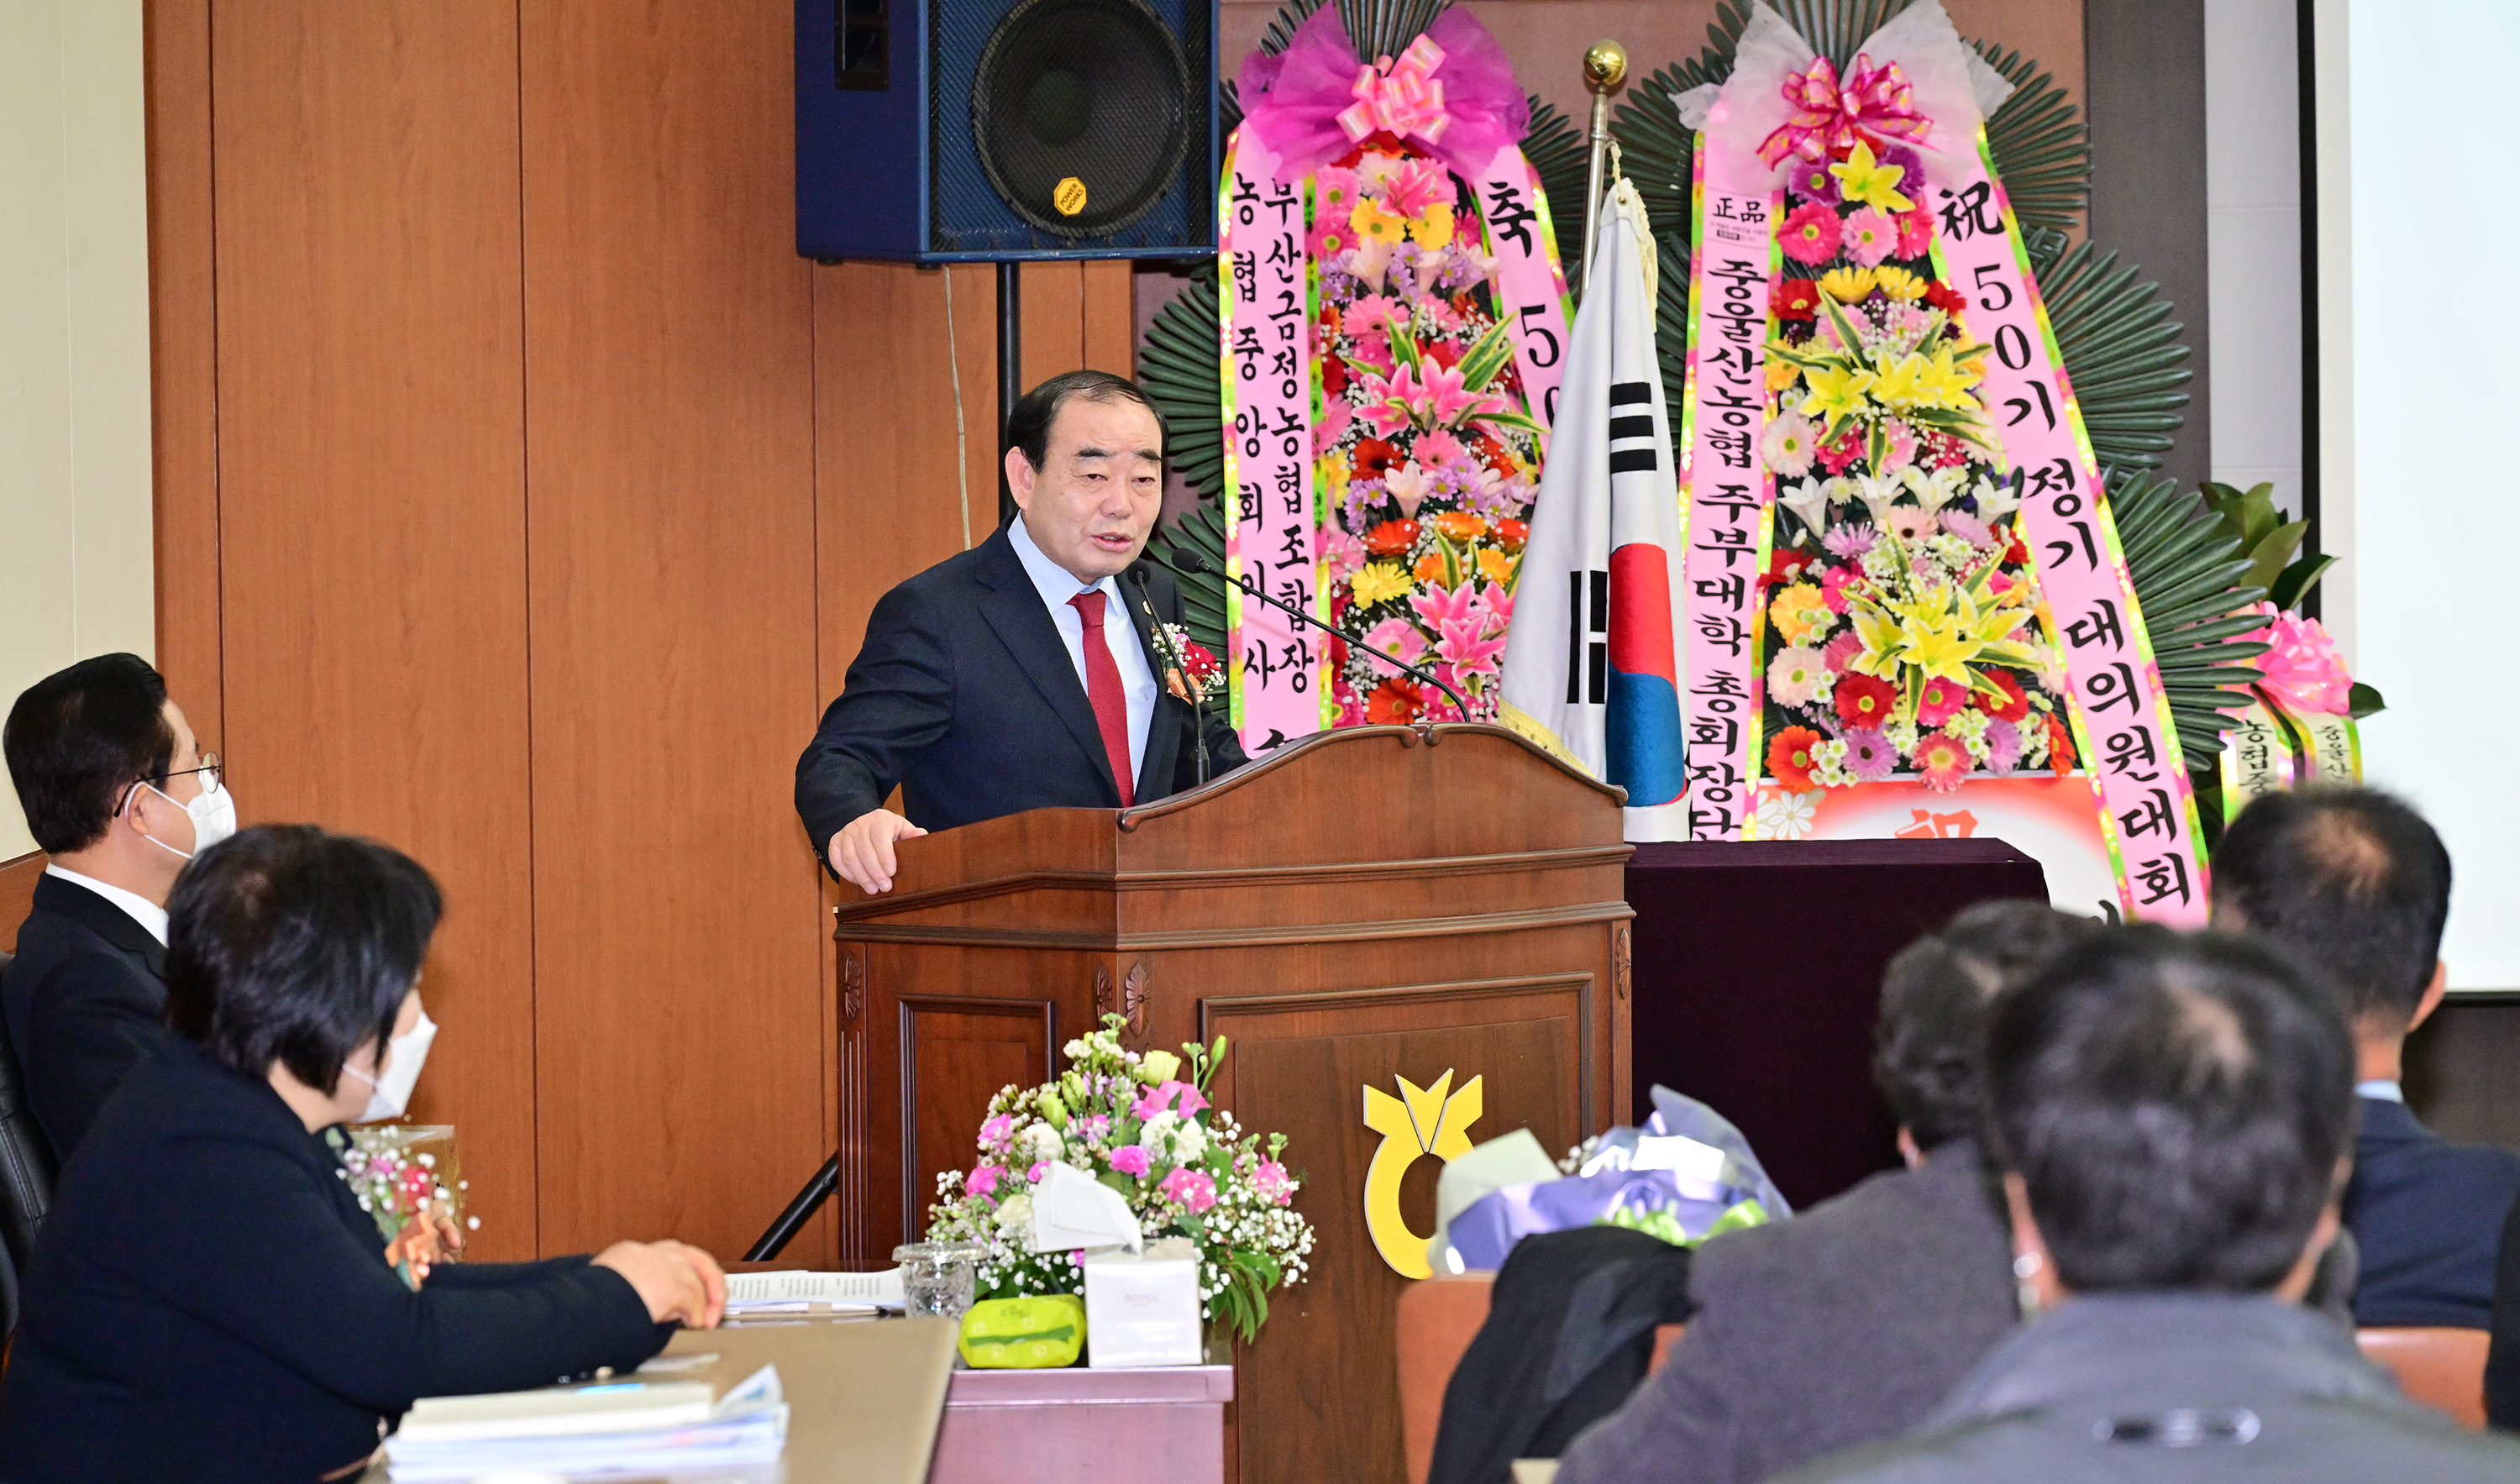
1755, 135, 2073, 799
925, 1016, 1315, 1344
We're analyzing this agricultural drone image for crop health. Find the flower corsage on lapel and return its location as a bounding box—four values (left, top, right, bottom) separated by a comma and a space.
1150, 620, 1224, 707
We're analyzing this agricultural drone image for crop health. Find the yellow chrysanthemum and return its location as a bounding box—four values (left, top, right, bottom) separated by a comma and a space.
1352, 561, 1415, 606
1872, 266, 1927, 302
1770, 582, 1832, 646
1476, 547, 1516, 586
1352, 197, 1407, 247
1410, 202, 1455, 250
1819, 266, 1877, 303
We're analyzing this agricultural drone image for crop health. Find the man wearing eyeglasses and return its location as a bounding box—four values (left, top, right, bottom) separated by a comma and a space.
3, 654, 234, 1159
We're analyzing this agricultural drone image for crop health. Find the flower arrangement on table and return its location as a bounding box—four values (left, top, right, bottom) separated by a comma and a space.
924, 1015, 1314, 1344
329, 1124, 471, 1288
1310, 143, 1541, 729
1751, 139, 2076, 832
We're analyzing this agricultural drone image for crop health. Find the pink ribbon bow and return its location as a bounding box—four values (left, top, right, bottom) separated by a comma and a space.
1337, 35, 1451, 150
1236, 6, 1526, 179
1756, 53, 1931, 170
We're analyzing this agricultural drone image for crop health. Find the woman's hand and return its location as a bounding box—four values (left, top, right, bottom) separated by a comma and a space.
382, 1210, 464, 1283
592, 1240, 729, 1329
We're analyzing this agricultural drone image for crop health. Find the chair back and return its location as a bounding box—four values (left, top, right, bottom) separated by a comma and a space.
1394, 1271, 1683, 1484
0, 951, 59, 1288
2358, 1326, 2489, 1430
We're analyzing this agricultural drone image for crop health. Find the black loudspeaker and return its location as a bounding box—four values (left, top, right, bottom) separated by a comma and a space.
796, 0, 1218, 262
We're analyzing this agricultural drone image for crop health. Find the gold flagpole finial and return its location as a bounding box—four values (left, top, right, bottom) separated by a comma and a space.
1578, 40, 1630, 301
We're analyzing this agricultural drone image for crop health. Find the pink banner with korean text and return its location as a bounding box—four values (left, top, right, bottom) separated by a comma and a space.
1931, 134, 2208, 923
1220, 6, 1572, 754
1673, 125, 1780, 842
1673, 0, 2206, 920
1220, 128, 1321, 752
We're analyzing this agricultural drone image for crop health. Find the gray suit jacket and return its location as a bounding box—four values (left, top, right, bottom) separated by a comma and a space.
1781, 1293, 2520, 1483
1554, 1139, 2019, 1484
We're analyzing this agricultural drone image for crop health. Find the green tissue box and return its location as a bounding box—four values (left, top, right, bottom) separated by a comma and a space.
957, 1294, 1086, 1368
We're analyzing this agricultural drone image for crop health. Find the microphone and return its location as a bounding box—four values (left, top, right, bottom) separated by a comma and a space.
1171, 549, 1472, 722
1130, 565, 1210, 785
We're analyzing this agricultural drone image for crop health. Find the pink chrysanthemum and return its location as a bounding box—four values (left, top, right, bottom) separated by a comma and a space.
1984, 718, 2023, 774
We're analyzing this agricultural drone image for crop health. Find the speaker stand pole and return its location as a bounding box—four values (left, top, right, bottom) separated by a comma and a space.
996, 261, 1021, 530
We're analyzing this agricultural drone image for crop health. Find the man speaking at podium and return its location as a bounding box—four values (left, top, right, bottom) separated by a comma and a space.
797, 370, 1247, 894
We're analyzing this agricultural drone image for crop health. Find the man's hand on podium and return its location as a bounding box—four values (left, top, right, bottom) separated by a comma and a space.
831, 807, 927, 894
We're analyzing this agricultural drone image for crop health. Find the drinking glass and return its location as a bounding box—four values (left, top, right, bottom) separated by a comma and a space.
892, 1241, 984, 1320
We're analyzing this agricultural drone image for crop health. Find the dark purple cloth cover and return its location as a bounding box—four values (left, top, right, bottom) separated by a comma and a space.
1624, 839, 2048, 1209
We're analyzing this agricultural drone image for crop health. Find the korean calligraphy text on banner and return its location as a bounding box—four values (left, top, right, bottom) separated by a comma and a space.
1221, 7, 1571, 754
1672, 0, 2207, 921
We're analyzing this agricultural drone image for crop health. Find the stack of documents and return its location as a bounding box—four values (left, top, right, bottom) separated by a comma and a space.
386, 1361, 787, 1479
722, 1266, 904, 1315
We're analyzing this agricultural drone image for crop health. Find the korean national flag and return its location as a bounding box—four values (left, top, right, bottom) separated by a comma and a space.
1498, 177, 1690, 841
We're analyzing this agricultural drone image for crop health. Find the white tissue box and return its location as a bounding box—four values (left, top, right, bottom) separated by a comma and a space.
1081, 1238, 1204, 1368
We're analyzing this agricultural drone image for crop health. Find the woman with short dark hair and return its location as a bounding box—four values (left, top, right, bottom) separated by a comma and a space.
0, 826, 727, 1483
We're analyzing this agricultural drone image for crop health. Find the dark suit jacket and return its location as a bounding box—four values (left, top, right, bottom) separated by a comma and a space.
0, 873, 171, 1161
795, 527, 1247, 851
2488, 1188, 2520, 1430
1554, 1138, 2020, 1484
2345, 1095, 2520, 1329
0, 1039, 666, 1483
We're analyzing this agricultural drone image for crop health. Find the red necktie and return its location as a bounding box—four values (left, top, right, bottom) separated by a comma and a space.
1068, 590, 1135, 806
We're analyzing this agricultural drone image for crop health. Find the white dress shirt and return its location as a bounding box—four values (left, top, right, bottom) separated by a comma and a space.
2355, 1078, 2405, 1104
1008, 516, 1158, 794
43, 863, 169, 947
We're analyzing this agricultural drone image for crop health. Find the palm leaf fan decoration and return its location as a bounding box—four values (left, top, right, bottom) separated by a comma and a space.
2108, 473, 2270, 768
1611, 0, 2091, 255
1147, 0, 1589, 643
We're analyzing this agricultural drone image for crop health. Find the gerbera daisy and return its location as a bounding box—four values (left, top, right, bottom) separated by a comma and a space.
1914, 728, 1972, 792
1767, 726, 1825, 792
1914, 674, 1970, 728
1780, 202, 1843, 265
1842, 727, 1897, 783
1841, 207, 1897, 267
1767, 646, 1830, 707
1834, 672, 1898, 728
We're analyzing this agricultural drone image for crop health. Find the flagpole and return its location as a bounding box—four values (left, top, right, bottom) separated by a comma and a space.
1578, 39, 1629, 300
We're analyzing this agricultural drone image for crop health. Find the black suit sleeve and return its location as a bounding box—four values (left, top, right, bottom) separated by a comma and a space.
795, 582, 958, 854
2489, 1188, 2520, 1430
22, 947, 169, 1156
149, 1130, 664, 1408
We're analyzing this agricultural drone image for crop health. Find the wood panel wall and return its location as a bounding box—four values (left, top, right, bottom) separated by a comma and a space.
143, 2, 1132, 1262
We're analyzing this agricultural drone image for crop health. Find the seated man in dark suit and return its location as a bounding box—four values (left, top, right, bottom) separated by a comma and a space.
2, 653, 234, 1159
1552, 900, 2097, 1484
2216, 786, 2520, 1329
797, 370, 1246, 894
1783, 927, 2518, 1483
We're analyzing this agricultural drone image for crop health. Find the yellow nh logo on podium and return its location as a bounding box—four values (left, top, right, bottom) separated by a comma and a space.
1362, 1070, 1483, 1278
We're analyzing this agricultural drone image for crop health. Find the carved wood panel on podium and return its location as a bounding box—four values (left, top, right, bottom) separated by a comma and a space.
832, 725, 1633, 1483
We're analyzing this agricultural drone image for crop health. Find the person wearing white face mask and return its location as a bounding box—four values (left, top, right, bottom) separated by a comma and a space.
0, 825, 731, 1484
3, 653, 234, 1159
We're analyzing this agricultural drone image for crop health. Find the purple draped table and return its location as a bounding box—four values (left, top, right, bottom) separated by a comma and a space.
1623, 839, 2050, 1209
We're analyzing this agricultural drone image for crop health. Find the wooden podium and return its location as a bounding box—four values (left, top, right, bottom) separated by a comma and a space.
832, 724, 1633, 1483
